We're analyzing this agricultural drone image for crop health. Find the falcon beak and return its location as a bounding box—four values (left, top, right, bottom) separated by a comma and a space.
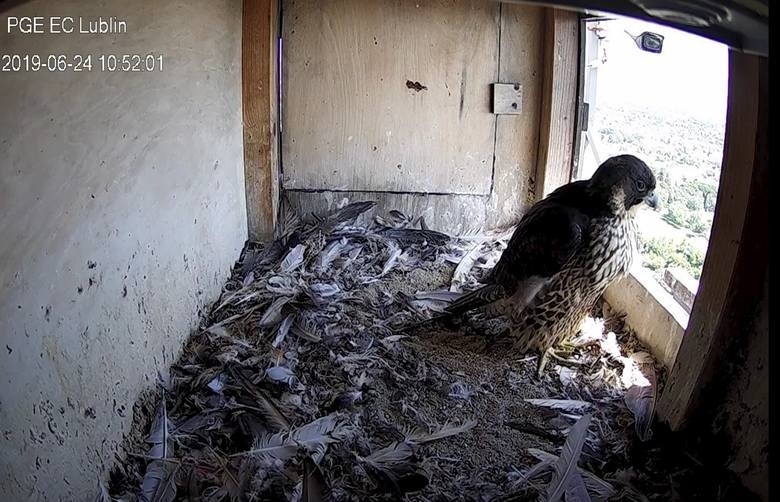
644, 191, 659, 209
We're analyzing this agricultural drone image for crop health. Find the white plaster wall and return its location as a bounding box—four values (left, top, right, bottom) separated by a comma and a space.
0, 0, 246, 499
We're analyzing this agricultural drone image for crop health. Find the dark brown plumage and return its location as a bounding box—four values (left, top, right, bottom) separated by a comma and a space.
434, 155, 657, 354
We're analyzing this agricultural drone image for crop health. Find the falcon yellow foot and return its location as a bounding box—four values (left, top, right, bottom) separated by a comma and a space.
537, 347, 553, 378
537, 342, 580, 377
552, 340, 577, 358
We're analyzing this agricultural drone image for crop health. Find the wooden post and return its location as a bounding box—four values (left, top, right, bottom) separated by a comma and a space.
242, 0, 280, 241
657, 50, 768, 431
534, 8, 579, 199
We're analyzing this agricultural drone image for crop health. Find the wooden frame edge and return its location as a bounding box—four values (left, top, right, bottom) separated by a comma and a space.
657, 50, 768, 431
242, 0, 280, 241
534, 8, 579, 199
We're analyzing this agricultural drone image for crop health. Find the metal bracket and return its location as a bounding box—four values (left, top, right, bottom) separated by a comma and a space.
492, 83, 523, 115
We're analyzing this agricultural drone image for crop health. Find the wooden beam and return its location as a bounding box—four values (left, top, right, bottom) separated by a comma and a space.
534, 8, 579, 199
242, 0, 279, 241
657, 50, 768, 431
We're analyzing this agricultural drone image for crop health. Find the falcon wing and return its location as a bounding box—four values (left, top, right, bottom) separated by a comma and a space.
489, 203, 589, 288
446, 195, 590, 316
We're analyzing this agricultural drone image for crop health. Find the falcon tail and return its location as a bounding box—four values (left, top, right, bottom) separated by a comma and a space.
394, 283, 509, 334
396, 311, 459, 332
444, 283, 505, 315
394, 284, 503, 333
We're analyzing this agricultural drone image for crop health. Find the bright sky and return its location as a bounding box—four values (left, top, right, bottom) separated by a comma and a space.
592, 17, 729, 124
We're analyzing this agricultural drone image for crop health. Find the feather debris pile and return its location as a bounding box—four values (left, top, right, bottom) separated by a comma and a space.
108, 201, 734, 501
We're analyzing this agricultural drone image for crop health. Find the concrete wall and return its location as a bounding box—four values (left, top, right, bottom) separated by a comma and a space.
604, 266, 686, 370
0, 0, 246, 499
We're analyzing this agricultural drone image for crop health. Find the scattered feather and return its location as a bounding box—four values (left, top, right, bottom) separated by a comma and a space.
317, 240, 346, 272
259, 297, 291, 328
404, 420, 477, 445
301, 456, 328, 502
527, 449, 616, 500
525, 399, 592, 413
242, 271, 256, 287
450, 242, 482, 292
229, 367, 290, 430
206, 374, 226, 394
310, 282, 341, 300
140, 460, 178, 502
327, 390, 363, 412
623, 354, 657, 441
237, 414, 347, 465
448, 382, 474, 401
272, 314, 295, 348
292, 315, 322, 342
380, 228, 449, 246
545, 414, 592, 502
280, 244, 307, 272
266, 365, 298, 387
564, 469, 592, 502
141, 398, 177, 502
359, 441, 428, 494
380, 242, 403, 277
146, 399, 173, 460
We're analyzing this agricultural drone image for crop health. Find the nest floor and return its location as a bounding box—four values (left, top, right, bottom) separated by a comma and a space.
108, 202, 753, 502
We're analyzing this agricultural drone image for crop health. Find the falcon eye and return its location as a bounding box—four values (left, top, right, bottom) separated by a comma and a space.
636, 180, 646, 192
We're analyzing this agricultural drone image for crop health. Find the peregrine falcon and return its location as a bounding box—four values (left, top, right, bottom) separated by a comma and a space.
434, 155, 657, 363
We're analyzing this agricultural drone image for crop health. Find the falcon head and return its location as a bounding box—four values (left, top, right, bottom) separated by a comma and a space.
590, 154, 657, 212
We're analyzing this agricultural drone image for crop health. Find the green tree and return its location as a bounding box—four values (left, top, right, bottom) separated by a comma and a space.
638, 235, 704, 279
691, 179, 718, 212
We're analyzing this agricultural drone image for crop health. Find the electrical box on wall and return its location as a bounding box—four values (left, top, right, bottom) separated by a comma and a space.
492, 83, 523, 114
